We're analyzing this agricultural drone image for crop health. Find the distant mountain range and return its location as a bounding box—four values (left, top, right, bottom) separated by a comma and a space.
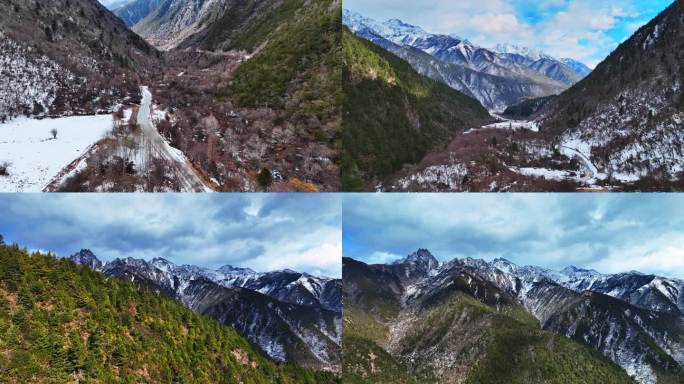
69, 249, 342, 371
343, 249, 684, 383
343, 9, 591, 111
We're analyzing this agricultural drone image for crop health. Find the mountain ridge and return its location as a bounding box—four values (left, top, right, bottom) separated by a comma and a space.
343, 9, 590, 111
345, 251, 684, 383
69, 249, 342, 371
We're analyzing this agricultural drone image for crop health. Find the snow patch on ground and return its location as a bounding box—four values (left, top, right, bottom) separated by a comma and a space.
482, 119, 539, 132
509, 167, 579, 181
0, 115, 113, 191
397, 164, 468, 190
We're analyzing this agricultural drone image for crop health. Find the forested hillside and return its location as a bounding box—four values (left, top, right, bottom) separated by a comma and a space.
0, 239, 338, 383
342, 29, 491, 191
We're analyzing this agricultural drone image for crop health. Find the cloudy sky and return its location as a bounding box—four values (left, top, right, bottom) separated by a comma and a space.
343, 194, 684, 279
0, 194, 342, 278
345, 0, 674, 68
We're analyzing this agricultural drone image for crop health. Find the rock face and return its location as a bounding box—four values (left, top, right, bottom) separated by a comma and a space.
69, 250, 342, 372
343, 251, 684, 383
112, 0, 284, 51
128, 0, 229, 50
69, 249, 104, 270
111, 0, 164, 27
537, 0, 684, 182
343, 9, 590, 111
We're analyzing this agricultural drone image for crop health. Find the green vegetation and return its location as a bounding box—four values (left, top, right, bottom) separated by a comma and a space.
341, 259, 401, 322
342, 336, 421, 384
464, 324, 637, 384
502, 95, 557, 119
395, 292, 636, 384
342, 258, 641, 384
230, 0, 341, 134
257, 167, 273, 191
341, 29, 490, 190
0, 242, 338, 383
343, 305, 389, 346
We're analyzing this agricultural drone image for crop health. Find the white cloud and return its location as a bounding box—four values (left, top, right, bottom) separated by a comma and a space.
0, 194, 343, 278
343, 194, 684, 280
366, 251, 402, 265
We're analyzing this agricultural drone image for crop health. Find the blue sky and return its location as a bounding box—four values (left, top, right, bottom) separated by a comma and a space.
343, 194, 684, 279
344, 0, 674, 67
0, 194, 342, 277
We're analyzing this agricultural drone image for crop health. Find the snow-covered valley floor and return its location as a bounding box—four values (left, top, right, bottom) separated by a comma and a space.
0, 115, 113, 192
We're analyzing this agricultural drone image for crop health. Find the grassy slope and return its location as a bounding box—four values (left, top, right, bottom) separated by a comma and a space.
341, 29, 491, 191
0, 243, 338, 384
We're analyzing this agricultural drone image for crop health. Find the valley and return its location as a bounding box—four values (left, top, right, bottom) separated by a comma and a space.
0, 0, 341, 192
343, 1, 684, 192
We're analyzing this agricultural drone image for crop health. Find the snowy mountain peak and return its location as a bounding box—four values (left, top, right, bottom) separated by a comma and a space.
396, 249, 440, 270
217, 264, 257, 275
492, 257, 519, 273
561, 265, 601, 276
383, 18, 425, 33
151, 257, 177, 272
69, 249, 103, 270
494, 43, 553, 61
276, 268, 299, 275
559, 58, 592, 77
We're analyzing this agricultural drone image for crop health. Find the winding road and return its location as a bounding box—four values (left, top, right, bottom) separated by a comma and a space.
138, 86, 214, 192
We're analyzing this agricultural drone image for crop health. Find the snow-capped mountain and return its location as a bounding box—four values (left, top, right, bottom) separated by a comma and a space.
559, 58, 593, 77
494, 43, 553, 61
444, 256, 684, 316
391, 248, 440, 277
352, 250, 684, 383
68, 250, 342, 371
343, 9, 590, 111
70, 249, 104, 270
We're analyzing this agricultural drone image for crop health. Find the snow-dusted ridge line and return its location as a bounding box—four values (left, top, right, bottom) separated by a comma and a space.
390, 251, 684, 315
67, 249, 340, 311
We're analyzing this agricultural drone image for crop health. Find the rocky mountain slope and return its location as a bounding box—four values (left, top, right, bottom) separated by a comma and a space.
111, 0, 163, 27
124, 0, 230, 50
343, 9, 589, 112
0, 242, 338, 383
537, 0, 684, 184
70, 250, 342, 371
343, 250, 684, 383
0, 0, 159, 120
